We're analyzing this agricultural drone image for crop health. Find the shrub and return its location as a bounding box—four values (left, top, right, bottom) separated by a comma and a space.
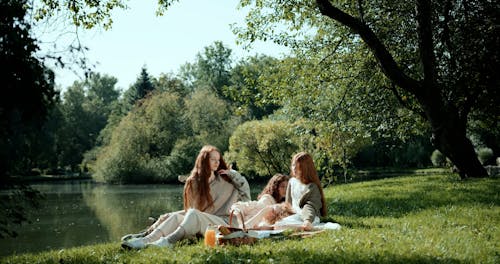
92, 92, 187, 183
430, 149, 446, 167
227, 120, 299, 179
477, 147, 494, 165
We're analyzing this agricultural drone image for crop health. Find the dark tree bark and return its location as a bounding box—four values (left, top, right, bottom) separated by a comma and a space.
316, 0, 488, 178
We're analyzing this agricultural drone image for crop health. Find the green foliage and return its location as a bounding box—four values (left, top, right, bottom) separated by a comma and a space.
153, 73, 190, 98
3, 174, 499, 263
0, 0, 57, 238
53, 74, 120, 172
223, 55, 281, 119
92, 92, 187, 183
430, 149, 446, 167
354, 135, 434, 168
227, 120, 299, 178
477, 147, 494, 165
0, 0, 57, 176
32, 0, 126, 30
184, 89, 235, 152
181, 41, 233, 99
123, 67, 156, 108
235, 0, 498, 177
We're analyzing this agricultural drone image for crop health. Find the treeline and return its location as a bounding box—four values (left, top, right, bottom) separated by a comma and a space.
17, 41, 499, 183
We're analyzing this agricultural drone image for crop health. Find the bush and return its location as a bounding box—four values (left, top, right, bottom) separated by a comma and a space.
145, 138, 202, 183
92, 92, 188, 183
430, 149, 446, 167
477, 147, 494, 165
227, 120, 299, 179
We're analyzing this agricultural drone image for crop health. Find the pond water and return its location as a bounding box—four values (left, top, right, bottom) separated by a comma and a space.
0, 180, 263, 257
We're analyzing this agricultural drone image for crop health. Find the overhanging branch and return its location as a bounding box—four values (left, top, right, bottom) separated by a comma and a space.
315, 0, 421, 96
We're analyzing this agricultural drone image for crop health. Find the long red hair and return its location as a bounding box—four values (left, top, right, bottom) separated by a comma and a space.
183, 145, 230, 211
291, 152, 327, 217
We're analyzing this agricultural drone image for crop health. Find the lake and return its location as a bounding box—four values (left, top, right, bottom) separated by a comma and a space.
0, 180, 263, 256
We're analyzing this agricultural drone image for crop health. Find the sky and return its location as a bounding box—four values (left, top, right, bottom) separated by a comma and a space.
38, 0, 290, 91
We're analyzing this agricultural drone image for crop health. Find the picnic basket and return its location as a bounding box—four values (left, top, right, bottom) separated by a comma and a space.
216, 210, 258, 246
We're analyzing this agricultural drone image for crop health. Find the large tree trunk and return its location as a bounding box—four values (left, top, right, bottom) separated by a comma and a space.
425, 103, 489, 178
316, 0, 489, 178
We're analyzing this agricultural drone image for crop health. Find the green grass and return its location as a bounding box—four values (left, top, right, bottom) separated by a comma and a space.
2, 173, 499, 263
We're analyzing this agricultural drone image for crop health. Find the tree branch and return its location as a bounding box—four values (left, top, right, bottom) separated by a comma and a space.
315, 0, 421, 95
357, 0, 365, 23
388, 83, 426, 119
416, 0, 436, 87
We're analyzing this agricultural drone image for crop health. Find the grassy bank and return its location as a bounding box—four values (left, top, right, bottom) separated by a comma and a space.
2, 173, 498, 263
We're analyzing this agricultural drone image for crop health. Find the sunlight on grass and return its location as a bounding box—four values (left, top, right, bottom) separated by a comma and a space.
2, 172, 499, 263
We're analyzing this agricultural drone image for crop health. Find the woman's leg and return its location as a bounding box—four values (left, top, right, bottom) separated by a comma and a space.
148, 208, 227, 247
142, 210, 186, 242
121, 210, 187, 249
147, 210, 185, 233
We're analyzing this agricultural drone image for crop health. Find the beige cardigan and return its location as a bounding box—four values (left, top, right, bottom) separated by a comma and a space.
185, 174, 240, 217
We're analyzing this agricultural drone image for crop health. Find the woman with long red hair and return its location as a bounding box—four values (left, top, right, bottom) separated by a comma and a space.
279, 152, 327, 231
122, 145, 250, 249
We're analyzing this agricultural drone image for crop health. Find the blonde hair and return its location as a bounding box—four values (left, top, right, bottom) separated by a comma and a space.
291, 152, 327, 217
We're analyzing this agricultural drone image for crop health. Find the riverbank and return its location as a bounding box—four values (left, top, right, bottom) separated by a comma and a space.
2, 172, 498, 263
12, 173, 93, 183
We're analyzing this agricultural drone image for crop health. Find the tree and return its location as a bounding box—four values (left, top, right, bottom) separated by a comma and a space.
224, 55, 281, 119
93, 91, 188, 183
123, 66, 155, 109
57, 83, 90, 170
154, 73, 190, 98
184, 89, 235, 152
0, 0, 56, 238
234, 0, 498, 178
227, 120, 299, 178
31, 0, 497, 178
180, 41, 233, 99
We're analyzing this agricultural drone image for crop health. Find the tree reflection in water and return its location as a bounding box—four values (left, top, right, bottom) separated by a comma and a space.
82, 183, 184, 240
0, 181, 263, 256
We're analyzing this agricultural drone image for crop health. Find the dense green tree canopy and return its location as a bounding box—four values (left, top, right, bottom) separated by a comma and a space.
233, 0, 498, 177
0, 0, 57, 238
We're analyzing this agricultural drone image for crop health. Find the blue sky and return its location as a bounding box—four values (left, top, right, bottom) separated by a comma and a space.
37, 0, 289, 91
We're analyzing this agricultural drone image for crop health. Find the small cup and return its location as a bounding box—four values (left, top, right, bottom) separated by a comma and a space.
204, 225, 217, 247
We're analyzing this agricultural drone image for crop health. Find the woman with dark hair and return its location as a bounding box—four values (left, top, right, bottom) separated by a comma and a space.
230, 173, 290, 228
122, 145, 250, 249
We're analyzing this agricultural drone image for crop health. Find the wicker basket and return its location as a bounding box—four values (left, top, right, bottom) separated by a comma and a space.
216, 210, 258, 246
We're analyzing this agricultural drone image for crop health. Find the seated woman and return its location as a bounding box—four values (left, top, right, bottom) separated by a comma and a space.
230, 173, 290, 229
244, 153, 339, 232
276, 152, 327, 231
121, 145, 249, 249
121, 162, 249, 242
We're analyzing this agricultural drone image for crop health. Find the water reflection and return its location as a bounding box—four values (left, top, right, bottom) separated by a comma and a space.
0, 180, 263, 257
81, 184, 184, 240
0, 180, 184, 256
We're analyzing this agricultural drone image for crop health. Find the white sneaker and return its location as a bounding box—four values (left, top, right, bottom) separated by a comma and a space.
146, 237, 173, 249
121, 231, 148, 241
121, 237, 147, 249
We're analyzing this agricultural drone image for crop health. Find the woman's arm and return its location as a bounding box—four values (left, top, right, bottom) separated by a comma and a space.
225, 169, 251, 202
230, 194, 276, 228
299, 184, 322, 227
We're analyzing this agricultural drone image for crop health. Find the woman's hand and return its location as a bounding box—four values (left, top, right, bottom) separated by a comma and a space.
218, 169, 230, 176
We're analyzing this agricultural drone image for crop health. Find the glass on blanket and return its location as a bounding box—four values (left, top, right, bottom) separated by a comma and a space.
204, 225, 217, 247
